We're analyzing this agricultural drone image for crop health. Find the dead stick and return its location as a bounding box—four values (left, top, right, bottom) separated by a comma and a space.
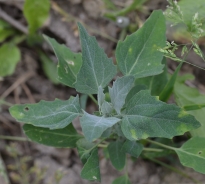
0, 7, 28, 34
0, 71, 35, 99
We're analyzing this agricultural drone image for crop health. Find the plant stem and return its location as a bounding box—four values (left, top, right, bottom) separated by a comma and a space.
145, 139, 176, 151
104, 0, 147, 20
0, 99, 13, 107
0, 135, 29, 142
143, 147, 164, 152
88, 94, 98, 105
146, 157, 201, 184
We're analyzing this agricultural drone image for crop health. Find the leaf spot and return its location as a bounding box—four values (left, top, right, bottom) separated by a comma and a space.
147, 63, 151, 66
66, 60, 74, 66
129, 47, 132, 53
19, 112, 24, 116
198, 151, 202, 155
93, 176, 97, 180
24, 107, 29, 111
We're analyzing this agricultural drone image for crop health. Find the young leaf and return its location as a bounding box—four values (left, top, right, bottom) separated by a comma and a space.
159, 62, 182, 102
0, 19, 15, 43
121, 90, 200, 140
174, 74, 205, 137
98, 86, 105, 112
135, 57, 168, 96
80, 112, 120, 142
122, 140, 143, 158
116, 10, 166, 78
101, 101, 113, 115
108, 141, 126, 170
23, 0, 50, 34
39, 51, 59, 84
77, 138, 95, 164
23, 123, 82, 148
112, 175, 131, 184
175, 137, 205, 174
0, 43, 20, 77
75, 23, 117, 94
109, 76, 134, 114
80, 148, 101, 182
9, 96, 81, 129
44, 36, 82, 88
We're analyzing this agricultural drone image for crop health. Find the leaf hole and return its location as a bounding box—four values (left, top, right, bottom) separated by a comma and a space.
24, 107, 29, 111
198, 151, 202, 155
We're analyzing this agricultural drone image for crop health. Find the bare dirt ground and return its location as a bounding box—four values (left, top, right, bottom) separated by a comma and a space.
0, 0, 205, 184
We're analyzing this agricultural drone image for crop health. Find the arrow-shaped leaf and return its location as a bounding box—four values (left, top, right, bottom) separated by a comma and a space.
116, 10, 166, 78
122, 140, 143, 158
23, 123, 82, 148
75, 23, 117, 94
44, 35, 82, 88
80, 112, 120, 142
80, 148, 101, 181
121, 90, 200, 140
9, 96, 81, 129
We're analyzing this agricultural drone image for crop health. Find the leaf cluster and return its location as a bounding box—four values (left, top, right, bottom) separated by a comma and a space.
9, 9, 205, 183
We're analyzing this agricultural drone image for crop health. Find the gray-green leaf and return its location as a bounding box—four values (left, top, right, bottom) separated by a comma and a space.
80, 112, 120, 142
75, 23, 117, 94
44, 35, 82, 88
112, 175, 131, 184
98, 86, 105, 112
108, 141, 126, 170
121, 90, 200, 140
81, 148, 101, 181
9, 96, 81, 129
23, 123, 82, 148
175, 137, 205, 174
116, 10, 165, 78
109, 76, 134, 114
122, 140, 143, 158
0, 43, 20, 77
101, 101, 113, 115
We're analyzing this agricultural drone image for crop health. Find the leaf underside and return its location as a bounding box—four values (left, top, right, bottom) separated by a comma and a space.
9, 96, 81, 129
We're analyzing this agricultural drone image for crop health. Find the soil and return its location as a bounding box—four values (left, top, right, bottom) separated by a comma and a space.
0, 0, 205, 184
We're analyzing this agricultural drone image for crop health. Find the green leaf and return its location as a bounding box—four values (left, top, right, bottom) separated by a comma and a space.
80, 94, 88, 110
112, 175, 131, 184
75, 23, 117, 94
125, 85, 148, 104
108, 141, 126, 170
109, 76, 134, 114
116, 10, 165, 78
122, 140, 143, 158
44, 36, 82, 88
80, 112, 120, 142
39, 51, 59, 84
175, 137, 205, 174
23, 0, 50, 34
0, 43, 21, 77
121, 90, 200, 140
81, 148, 101, 181
135, 57, 168, 96
0, 19, 15, 42
77, 138, 95, 164
159, 62, 182, 102
9, 96, 81, 129
174, 74, 205, 137
23, 123, 81, 148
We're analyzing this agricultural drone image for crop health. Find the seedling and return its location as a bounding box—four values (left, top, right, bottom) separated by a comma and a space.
9, 8, 205, 183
